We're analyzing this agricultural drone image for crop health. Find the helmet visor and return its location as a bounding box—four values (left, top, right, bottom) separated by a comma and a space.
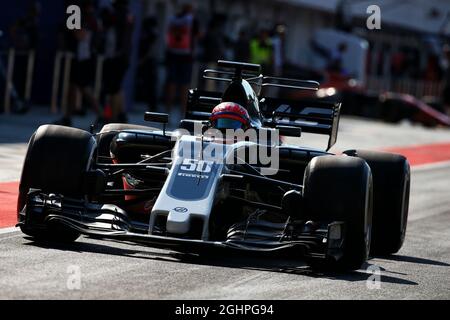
215, 118, 245, 129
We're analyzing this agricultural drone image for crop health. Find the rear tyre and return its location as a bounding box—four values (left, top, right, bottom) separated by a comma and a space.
344, 150, 410, 255
303, 155, 373, 271
18, 125, 96, 242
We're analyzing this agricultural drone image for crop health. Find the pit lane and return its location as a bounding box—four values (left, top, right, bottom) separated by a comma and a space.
0, 111, 449, 299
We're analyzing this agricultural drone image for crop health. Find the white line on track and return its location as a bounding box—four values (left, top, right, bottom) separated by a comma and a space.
0, 226, 19, 235
412, 160, 450, 171
0, 234, 22, 241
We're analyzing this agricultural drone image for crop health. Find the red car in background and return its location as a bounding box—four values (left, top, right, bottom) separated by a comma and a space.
287, 71, 450, 128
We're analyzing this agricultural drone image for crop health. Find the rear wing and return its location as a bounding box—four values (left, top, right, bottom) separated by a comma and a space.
203, 60, 320, 94
259, 97, 341, 151
186, 89, 341, 150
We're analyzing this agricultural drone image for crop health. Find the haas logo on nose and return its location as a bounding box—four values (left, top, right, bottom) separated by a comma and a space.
173, 207, 188, 213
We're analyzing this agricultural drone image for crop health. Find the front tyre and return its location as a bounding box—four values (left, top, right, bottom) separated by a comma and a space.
18, 125, 96, 242
303, 155, 373, 271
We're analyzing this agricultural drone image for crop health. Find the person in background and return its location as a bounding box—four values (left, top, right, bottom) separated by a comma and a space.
271, 24, 286, 76
310, 39, 348, 76
201, 19, 226, 66
249, 29, 273, 74
200, 18, 226, 91
391, 49, 406, 79
8, 0, 41, 114
164, 3, 199, 119
101, 0, 134, 123
328, 42, 348, 75
9, 1, 40, 51
137, 16, 159, 112
442, 44, 450, 115
424, 54, 442, 82
54, 0, 102, 127
234, 29, 250, 62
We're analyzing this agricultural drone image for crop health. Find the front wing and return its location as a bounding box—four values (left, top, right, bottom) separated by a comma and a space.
18, 190, 345, 261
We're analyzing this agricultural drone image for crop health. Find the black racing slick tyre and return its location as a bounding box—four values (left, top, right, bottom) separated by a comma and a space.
18, 125, 96, 242
303, 155, 373, 271
344, 150, 410, 255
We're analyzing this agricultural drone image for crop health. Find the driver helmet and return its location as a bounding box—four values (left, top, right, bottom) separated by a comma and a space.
210, 102, 250, 130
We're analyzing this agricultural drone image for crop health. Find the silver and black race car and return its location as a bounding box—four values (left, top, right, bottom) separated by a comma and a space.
17, 61, 410, 271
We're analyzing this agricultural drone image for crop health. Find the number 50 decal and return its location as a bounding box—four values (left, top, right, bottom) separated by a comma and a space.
180, 159, 213, 173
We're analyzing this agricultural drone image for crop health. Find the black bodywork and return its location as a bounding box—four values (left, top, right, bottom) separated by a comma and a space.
18, 61, 345, 262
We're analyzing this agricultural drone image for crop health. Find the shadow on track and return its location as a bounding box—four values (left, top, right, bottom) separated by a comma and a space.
373, 254, 450, 267
23, 236, 419, 286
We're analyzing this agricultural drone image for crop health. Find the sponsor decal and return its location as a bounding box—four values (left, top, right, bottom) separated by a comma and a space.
173, 207, 188, 213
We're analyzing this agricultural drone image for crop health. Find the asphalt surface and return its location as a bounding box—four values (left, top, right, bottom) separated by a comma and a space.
0, 109, 449, 299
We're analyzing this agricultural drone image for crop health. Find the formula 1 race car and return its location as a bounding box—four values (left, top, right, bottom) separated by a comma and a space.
17, 60, 410, 271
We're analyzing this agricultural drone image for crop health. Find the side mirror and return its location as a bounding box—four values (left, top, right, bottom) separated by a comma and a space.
220, 173, 244, 183
144, 112, 169, 124
281, 190, 304, 218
